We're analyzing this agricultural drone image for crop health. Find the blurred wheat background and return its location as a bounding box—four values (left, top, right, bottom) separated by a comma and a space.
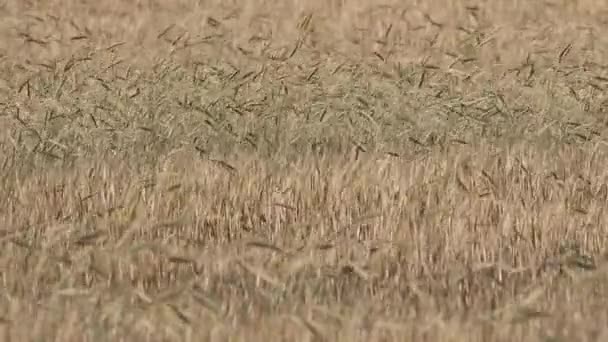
2, 0, 608, 341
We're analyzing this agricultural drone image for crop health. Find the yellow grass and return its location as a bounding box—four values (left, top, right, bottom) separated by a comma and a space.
2, 0, 608, 340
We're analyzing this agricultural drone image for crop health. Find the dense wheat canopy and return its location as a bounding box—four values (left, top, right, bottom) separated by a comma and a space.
2, 0, 608, 341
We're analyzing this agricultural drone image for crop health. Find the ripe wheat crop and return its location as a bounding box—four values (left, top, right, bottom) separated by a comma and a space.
1, 0, 608, 341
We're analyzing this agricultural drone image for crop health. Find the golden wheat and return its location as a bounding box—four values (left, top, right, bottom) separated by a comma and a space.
1, 0, 608, 341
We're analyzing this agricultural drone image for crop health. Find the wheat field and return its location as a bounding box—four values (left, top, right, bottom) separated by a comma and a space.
1, 0, 608, 341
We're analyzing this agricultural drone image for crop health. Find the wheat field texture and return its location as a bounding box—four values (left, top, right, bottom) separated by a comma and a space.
2, 0, 608, 341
